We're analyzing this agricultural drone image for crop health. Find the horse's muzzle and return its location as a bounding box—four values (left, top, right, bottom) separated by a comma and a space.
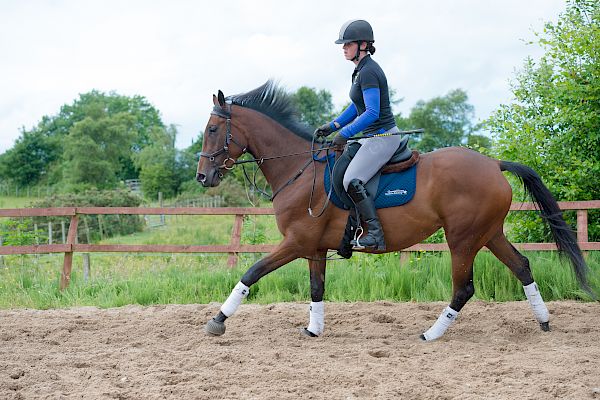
196, 170, 221, 187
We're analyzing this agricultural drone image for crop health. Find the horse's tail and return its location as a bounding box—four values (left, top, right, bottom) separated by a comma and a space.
500, 160, 596, 299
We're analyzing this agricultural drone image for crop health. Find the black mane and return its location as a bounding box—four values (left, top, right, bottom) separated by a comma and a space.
228, 81, 314, 141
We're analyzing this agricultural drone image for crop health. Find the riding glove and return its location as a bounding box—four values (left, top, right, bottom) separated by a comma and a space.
314, 123, 334, 137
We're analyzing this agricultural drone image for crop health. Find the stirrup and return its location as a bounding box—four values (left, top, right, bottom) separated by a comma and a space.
352, 225, 365, 250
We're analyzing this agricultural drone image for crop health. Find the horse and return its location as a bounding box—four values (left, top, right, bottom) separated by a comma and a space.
196, 81, 594, 341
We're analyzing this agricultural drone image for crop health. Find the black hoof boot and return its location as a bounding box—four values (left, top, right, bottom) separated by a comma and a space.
540, 321, 550, 332
205, 311, 227, 336
205, 318, 226, 336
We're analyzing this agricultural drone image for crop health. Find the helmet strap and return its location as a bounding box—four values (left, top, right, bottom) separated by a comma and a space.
353, 41, 362, 61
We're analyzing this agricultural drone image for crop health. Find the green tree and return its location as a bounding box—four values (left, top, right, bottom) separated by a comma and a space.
292, 86, 334, 127
402, 89, 477, 152
133, 125, 178, 199
0, 90, 165, 187
62, 112, 137, 190
486, 0, 600, 241
0, 129, 61, 186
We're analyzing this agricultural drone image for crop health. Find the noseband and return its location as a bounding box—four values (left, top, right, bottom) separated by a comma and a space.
198, 104, 247, 175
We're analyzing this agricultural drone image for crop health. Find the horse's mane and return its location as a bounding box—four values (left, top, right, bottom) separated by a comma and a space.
228, 80, 314, 142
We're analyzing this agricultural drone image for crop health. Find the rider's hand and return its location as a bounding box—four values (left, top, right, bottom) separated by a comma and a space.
332, 134, 348, 148
313, 123, 334, 138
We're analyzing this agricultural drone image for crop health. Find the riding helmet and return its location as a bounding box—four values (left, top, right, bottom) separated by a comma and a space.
335, 19, 374, 44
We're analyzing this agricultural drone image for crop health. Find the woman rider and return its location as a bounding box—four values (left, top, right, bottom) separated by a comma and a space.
315, 19, 406, 251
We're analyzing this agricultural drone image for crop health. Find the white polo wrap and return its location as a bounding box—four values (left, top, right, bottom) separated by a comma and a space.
523, 282, 549, 323
307, 301, 325, 336
220, 281, 250, 317
422, 306, 459, 341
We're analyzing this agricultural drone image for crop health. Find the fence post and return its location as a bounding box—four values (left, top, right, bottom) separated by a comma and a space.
576, 209, 589, 244
159, 192, 165, 225
399, 251, 410, 267
61, 221, 66, 243
60, 214, 79, 290
48, 222, 53, 244
227, 214, 244, 268
83, 254, 91, 282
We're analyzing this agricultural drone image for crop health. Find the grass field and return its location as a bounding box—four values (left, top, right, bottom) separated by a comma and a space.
0, 196, 39, 209
0, 210, 598, 309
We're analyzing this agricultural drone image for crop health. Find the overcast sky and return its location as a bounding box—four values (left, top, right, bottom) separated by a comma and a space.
0, 0, 567, 153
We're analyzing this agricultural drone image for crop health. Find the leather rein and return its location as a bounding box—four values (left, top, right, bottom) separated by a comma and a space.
198, 104, 335, 203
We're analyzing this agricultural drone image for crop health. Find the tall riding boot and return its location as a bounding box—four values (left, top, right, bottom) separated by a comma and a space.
347, 179, 386, 251
337, 207, 358, 259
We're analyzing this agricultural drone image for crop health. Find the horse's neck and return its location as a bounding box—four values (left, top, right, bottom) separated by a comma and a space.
236, 107, 312, 194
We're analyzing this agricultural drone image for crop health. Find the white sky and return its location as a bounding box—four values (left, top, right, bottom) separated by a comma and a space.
0, 0, 566, 152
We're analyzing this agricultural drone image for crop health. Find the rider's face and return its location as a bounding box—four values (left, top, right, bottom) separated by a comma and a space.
343, 42, 358, 61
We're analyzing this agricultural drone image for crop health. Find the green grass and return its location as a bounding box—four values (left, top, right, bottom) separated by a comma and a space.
0, 251, 597, 309
0, 212, 598, 309
0, 196, 40, 209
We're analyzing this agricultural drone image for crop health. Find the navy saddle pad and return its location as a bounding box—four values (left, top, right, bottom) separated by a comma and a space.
322, 153, 417, 210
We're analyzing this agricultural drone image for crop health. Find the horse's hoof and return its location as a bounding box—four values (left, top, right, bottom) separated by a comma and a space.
540, 321, 550, 332
300, 328, 318, 337
205, 318, 226, 336
419, 334, 427, 341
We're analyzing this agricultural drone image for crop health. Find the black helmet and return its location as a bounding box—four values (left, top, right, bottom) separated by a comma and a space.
335, 20, 374, 44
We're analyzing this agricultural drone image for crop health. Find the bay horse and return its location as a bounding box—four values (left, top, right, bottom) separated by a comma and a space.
196, 81, 594, 341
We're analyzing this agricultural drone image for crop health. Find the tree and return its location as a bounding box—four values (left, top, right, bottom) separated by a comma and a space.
0, 129, 61, 186
62, 112, 137, 190
486, 0, 599, 241
292, 86, 334, 127
0, 90, 165, 188
401, 89, 477, 152
133, 125, 178, 199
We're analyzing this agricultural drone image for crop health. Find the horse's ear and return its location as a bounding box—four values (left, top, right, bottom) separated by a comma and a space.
212, 94, 218, 106
217, 90, 226, 107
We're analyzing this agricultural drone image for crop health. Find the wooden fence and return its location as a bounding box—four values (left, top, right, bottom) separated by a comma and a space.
0, 201, 598, 290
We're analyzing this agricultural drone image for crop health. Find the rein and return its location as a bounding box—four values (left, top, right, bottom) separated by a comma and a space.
200, 104, 337, 208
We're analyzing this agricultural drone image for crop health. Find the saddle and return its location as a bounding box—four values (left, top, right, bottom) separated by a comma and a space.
331, 137, 419, 210
329, 137, 420, 258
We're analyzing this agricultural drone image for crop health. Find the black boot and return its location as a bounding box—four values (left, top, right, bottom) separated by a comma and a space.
337, 207, 358, 259
347, 179, 386, 251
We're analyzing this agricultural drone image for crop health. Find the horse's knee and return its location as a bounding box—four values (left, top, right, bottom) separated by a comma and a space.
513, 255, 534, 285
450, 280, 475, 311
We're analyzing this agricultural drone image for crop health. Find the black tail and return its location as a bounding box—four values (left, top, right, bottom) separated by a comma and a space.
500, 160, 595, 299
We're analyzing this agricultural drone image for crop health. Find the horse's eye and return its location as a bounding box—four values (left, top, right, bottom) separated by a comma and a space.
209, 125, 218, 134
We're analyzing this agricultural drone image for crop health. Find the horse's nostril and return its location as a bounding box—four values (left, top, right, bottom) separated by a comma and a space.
196, 173, 206, 183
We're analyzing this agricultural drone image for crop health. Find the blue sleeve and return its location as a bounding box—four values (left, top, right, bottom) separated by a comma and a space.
331, 104, 357, 129
339, 88, 380, 138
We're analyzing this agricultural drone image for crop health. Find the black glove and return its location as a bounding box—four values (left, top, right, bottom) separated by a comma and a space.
313, 122, 334, 138
332, 134, 348, 147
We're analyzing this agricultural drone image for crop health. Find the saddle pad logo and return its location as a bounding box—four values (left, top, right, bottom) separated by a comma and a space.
385, 189, 408, 196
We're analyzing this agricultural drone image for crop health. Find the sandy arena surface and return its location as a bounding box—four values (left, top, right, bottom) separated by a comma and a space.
1, 301, 599, 399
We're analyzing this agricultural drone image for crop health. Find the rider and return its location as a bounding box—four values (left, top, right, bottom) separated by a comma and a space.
315, 19, 404, 251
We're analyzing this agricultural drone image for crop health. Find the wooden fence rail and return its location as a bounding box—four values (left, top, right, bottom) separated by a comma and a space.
0, 201, 598, 290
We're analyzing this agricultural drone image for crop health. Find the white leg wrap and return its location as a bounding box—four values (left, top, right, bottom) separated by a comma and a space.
306, 301, 324, 336
523, 282, 549, 323
220, 281, 250, 317
422, 306, 459, 341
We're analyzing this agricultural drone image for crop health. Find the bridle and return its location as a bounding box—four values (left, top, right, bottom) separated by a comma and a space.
197, 103, 336, 205
197, 103, 248, 178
